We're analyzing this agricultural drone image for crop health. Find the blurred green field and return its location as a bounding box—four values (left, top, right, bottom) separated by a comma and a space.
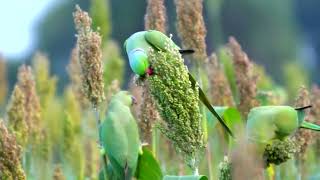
1, 0, 320, 180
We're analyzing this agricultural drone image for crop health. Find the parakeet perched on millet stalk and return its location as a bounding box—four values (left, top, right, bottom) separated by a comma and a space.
246, 105, 320, 166
247, 105, 320, 144
124, 30, 233, 168
100, 91, 140, 180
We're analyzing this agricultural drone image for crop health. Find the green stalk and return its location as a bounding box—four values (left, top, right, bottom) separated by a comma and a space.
152, 126, 159, 159
194, 61, 209, 177
94, 107, 108, 180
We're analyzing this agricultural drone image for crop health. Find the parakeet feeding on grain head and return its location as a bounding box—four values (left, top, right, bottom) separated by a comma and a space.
124, 30, 233, 137
246, 105, 320, 166
123, 30, 233, 164
100, 91, 140, 180
247, 105, 320, 145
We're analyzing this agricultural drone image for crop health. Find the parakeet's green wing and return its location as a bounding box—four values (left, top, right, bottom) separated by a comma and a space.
188, 72, 234, 137
300, 121, 320, 131
123, 109, 140, 176
101, 103, 140, 179
144, 30, 179, 51
101, 111, 128, 166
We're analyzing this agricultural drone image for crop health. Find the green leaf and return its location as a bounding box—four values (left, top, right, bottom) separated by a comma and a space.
135, 146, 163, 180
207, 106, 242, 132
206, 106, 243, 146
218, 48, 239, 103
188, 73, 234, 137
163, 175, 208, 180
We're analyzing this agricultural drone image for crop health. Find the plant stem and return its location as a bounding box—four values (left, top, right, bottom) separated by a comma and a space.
267, 165, 275, 180
275, 165, 281, 180
93, 106, 108, 180
152, 127, 159, 158
206, 143, 213, 179
195, 60, 209, 176
296, 158, 302, 180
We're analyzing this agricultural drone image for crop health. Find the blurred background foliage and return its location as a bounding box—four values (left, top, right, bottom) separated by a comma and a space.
3, 0, 320, 94
2, 0, 320, 179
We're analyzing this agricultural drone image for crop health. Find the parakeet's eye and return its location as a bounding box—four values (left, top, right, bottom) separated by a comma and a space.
128, 49, 149, 75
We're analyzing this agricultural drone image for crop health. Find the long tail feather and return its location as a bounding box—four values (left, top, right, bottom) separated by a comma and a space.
300, 121, 320, 131
188, 73, 234, 137
295, 105, 312, 111
179, 49, 195, 55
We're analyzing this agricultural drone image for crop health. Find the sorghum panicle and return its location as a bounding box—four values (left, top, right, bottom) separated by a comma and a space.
73, 5, 105, 107
0, 56, 8, 105
6, 85, 28, 148
32, 52, 57, 108
293, 86, 313, 159
145, 0, 167, 33
206, 53, 234, 106
17, 65, 41, 143
67, 47, 90, 109
175, 0, 207, 62
0, 119, 26, 180
228, 37, 259, 118
310, 85, 320, 157
147, 39, 203, 162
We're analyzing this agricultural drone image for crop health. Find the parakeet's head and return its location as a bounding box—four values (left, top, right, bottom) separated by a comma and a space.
112, 91, 135, 106
128, 48, 149, 75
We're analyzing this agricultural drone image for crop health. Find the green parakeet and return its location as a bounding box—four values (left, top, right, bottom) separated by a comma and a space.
124, 30, 233, 137
100, 91, 140, 180
246, 105, 320, 144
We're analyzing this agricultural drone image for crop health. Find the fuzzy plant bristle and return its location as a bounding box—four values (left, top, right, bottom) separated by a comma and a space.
263, 139, 297, 167
17, 65, 41, 144
145, 0, 167, 33
67, 47, 90, 109
228, 37, 259, 118
32, 52, 57, 108
0, 119, 26, 180
0, 56, 8, 105
146, 39, 204, 165
6, 85, 28, 148
206, 53, 234, 106
311, 85, 320, 157
175, 0, 207, 62
293, 86, 314, 160
73, 5, 105, 107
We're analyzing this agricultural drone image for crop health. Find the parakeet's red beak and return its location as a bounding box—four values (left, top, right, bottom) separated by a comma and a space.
146, 67, 154, 76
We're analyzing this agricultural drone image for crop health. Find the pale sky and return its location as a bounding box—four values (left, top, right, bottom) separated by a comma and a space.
0, 0, 55, 59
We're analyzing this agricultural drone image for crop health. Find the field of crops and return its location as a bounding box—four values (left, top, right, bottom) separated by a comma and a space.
1, 0, 320, 180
